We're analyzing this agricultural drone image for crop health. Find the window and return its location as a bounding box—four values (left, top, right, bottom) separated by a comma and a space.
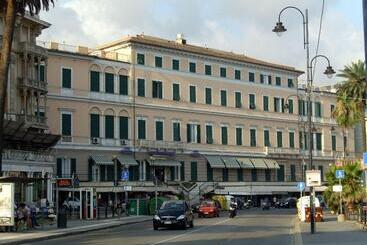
137, 53, 145, 65
62, 68, 72, 88
205, 65, 212, 75
332, 135, 337, 151
90, 71, 100, 92
288, 99, 294, 114
249, 94, 256, 109
189, 85, 196, 103
172, 59, 180, 70
236, 127, 242, 146
105, 115, 114, 139
119, 116, 128, 140
206, 125, 213, 144
268, 75, 272, 85
260, 74, 264, 84
315, 102, 322, 117
237, 169, 243, 181
57, 158, 76, 178
263, 169, 270, 182
105, 73, 114, 94
189, 62, 196, 73
137, 79, 145, 97
39, 64, 45, 82
222, 168, 229, 182
90, 114, 100, 138
289, 132, 295, 148
344, 136, 347, 150
152, 80, 163, 99
220, 90, 227, 106
235, 92, 242, 108
274, 98, 281, 112
251, 169, 257, 182
277, 131, 283, 147
277, 165, 285, 181
263, 96, 269, 111
288, 78, 294, 88
155, 56, 162, 68
191, 162, 198, 181
205, 88, 212, 105
235, 70, 241, 80
276, 76, 281, 86
221, 126, 228, 145
220, 67, 226, 78
316, 133, 322, 151
119, 75, 128, 95
61, 113, 71, 136
207, 162, 213, 181
318, 166, 324, 182
155, 121, 163, 141
187, 123, 201, 143
173, 122, 181, 141
180, 162, 185, 181
249, 72, 255, 82
172, 83, 180, 101
138, 119, 146, 139
264, 129, 270, 147
290, 165, 296, 182
330, 104, 335, 115
250, 129, 256, 147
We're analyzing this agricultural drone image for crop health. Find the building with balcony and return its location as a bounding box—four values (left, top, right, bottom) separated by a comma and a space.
0, 13, 59, 203
45, 34, 355, 203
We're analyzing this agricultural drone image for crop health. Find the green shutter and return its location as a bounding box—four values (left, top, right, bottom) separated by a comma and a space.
250, 129, 256, 147
249, 72, 255, 82
318, 166, 324, 181
205, 65, 211, 75
155, 121, 163, 141
236, 127, 242, 145
119, 116, 128, 139
105, 115, 114, 139
90, 71, 100, 92
206, 125, 213, 144
205, 88, 212, 104
207, 162, 213, 181
316, 102, 322, 117
277, 165, 285, 181
316, 133, 322, 150
235, 70, 241, 80
62, 113, 71, 136
180, 162, 185, 181
281, 98, 285, 113
251, 169, 257, 181
263, 96, 269, 111
221, 90, 227, 106
119, 75, 128, 95
235, 92, 241, 108
62, 68, 71, 88
277, 131, 283, 147
71, 158, 76, 176
197, 125, 201, 143
264, 130, 270, 147
332, 135, 336, 151
88, 159, 93, 181
249, 94, 255, 109
170, 166, 175, 181
288, 99, 294, 114
90, 114, 100, 138
291, 165, 296, 182
260, 74, 264, 83
57, 158, 62, 177
155, 56, 162, 68
189, 62, 196, 73
146, 161, 152, 181
100, 165, 106, 181
138, 120, 146, 139
187, 124, 191, 142
222, 168, 228, 182
137, 53, 145, 65
137, 79, 145, 97
237, 169, 243, 181
289, 132, 295, 148
173, 83, 180, 101
191, 162, 197, 181
40, 65, 45, 82
172, 59, 179, 70
105, 73, 114, 94
190, 86, 196, 103
276, 76, 281, 86
288, 79, 294, 88
173, 122, 181, 141
221, 127, 227, 145
220, 67, 226, 77
268, 75, 272, 85
265, 169, 271, 182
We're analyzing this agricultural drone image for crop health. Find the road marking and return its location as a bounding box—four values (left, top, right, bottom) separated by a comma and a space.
293, 217, 303, 245
150, 218, 231, 245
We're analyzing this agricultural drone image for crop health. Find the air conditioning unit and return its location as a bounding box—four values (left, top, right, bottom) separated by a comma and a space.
91, 137, 100, 144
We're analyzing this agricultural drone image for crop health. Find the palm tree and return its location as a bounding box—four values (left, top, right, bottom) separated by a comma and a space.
337, 60, 366, 153
0, 0, 54, 175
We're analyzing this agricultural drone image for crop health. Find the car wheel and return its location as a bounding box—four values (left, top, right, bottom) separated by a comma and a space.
190, 220, 194, 228
182, 220, 188, 230
153, 225, 158, 230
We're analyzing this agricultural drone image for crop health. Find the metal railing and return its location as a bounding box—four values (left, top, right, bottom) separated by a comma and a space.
18, 41, 47, 56
136, 139, 186, 150
2, 149, 54, 162
18, 77, 47, 91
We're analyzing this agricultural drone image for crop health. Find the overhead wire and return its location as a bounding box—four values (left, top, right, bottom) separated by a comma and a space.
312, 0, 326, 81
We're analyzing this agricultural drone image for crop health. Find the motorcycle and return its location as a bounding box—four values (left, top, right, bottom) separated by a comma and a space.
229, 205, 237, 218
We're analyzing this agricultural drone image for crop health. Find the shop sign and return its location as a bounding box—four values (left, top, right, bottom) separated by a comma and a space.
0, 183, 15, 226
57, 178, 72, 187
306, 170, 321, 187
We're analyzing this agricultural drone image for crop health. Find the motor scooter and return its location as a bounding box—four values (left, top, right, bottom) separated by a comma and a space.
229, 204, 237, 218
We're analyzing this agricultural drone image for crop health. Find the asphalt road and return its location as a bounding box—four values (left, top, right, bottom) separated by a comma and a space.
25, 208, 296, 245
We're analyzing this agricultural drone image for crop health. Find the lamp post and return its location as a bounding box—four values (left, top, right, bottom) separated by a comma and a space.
273, 6, 336, 234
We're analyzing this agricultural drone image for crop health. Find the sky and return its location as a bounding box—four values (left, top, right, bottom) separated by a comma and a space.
39, 0, 364, 86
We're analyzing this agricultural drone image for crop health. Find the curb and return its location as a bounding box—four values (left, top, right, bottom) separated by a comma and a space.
293, 217, 303, 245
2, 218, 151, 245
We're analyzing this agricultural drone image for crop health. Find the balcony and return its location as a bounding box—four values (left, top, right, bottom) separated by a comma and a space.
18, 42, 47, 56
265, 147, 300, 155
4, 113, 47, 129
136, 140, 186, 151
18, 77, 47, 92
2, 149, 54, 162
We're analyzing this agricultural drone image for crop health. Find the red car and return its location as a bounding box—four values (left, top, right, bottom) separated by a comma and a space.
198, 200, 220, 218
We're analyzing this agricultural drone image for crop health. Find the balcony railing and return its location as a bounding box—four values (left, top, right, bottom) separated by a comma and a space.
136, 139, 186, 150
4, 113, 47, 128
18, 77, 47, 91
18, 42, 47, 56
2, 149, 54, 162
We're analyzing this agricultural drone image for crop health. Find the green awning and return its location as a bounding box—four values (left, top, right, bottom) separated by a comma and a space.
221, 157, 240, 169
90, 155, 113, 165
236, 157, 255, 169
264, 159, 280, 169
117, 155, 138, 166
250, 158, 268, 169
205, 155, 225, 168
149, 159, 181, 167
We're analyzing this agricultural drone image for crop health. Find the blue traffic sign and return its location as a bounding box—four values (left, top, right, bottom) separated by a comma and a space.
297, 182, 305, 191
363, 153, 367, 166
120, 170, 129, 181
335, 170, 345, 179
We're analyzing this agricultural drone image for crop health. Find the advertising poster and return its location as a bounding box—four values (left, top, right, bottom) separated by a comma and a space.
0, 183, 15, 226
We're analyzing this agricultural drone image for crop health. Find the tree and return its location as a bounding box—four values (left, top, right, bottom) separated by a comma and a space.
0, 0, 54, 175
337, 60, 366, 153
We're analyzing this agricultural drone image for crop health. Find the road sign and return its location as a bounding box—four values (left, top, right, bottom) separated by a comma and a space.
297, 182, 305, 191
120, 170, 129, 181
335, 170, 345, 179
306, 170, 321, 187
332, 185, 342, 192
363, 153, 367, 167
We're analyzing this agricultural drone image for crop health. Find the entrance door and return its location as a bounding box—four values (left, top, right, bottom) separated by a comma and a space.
80, 188, 94, 220
155, 167, 165, 183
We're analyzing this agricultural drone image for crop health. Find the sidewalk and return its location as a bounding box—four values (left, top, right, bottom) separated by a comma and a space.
0, 215, 151, 245
295, 212, 367, 245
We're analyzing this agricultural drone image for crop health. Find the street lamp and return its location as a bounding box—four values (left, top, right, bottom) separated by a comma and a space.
273, 5, 335, 234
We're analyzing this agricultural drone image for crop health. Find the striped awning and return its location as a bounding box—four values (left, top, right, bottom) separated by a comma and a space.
264, 159, 280, 169
236, 157, 255, 169
205, 155, 225, 168
117, 154, 138, 166
90, 155, 113, 165
149, 159, 181, 167
250, 158, 268, 169
221, 157, 240, 169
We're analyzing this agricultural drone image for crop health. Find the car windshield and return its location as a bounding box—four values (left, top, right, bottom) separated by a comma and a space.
160, 201, 184, 210
201, 201, 214, 207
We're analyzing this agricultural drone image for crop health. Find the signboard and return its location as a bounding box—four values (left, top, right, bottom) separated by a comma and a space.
123, 186, 132, 191
335, 170, 345, 179
297, 182, 305, 191
57, 178, 73, 187
0, 183, 15, 226
306, 170, 321, 187
333, 185, 343, 192
363, 153, 367, 168
120, 170, 129, 181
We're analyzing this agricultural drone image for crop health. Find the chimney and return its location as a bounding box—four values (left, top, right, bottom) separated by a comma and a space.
176, 33, 186, 45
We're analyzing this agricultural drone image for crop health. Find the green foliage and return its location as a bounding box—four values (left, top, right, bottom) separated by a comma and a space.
0, 0, 55, 15
332, 91, 361, 129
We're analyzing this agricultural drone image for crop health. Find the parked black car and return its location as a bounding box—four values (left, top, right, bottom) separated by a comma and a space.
153, 200, 194, 230
280, 197, 297, 208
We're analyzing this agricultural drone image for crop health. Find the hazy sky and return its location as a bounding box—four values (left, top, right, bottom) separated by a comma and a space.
39, 0, 364, 86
